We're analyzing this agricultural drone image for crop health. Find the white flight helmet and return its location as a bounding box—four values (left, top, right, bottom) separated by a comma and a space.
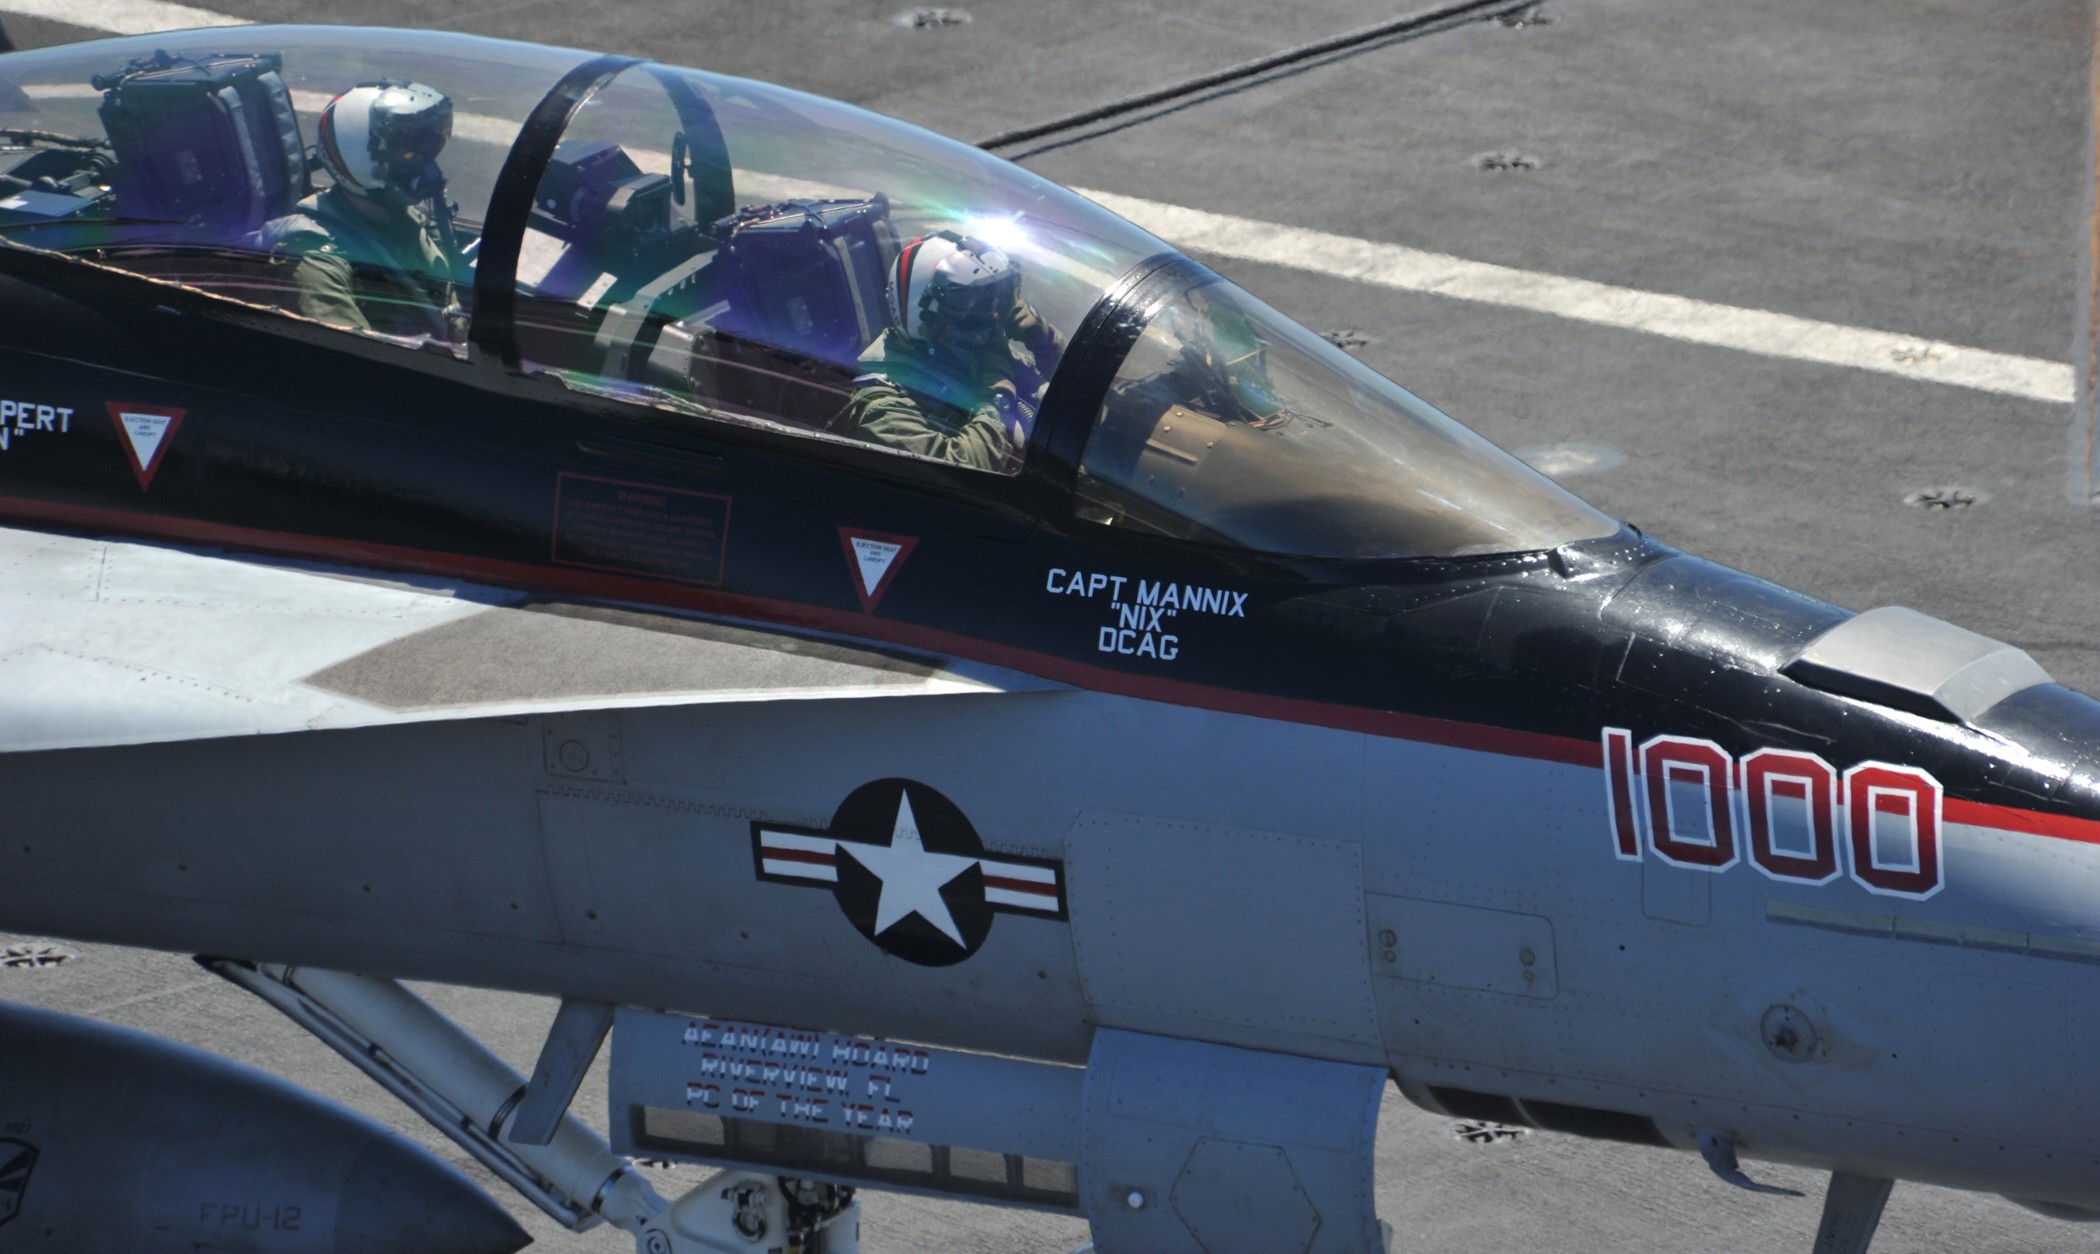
887, 231, 1018, 362
317, 81, 454, 205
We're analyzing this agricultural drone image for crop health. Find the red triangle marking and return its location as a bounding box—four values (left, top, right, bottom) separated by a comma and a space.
105, 402, 187, 492
838, 527, 920, 614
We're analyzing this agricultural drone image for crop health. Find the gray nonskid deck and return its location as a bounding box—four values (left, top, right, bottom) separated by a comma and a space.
4, 0, 2092, 1249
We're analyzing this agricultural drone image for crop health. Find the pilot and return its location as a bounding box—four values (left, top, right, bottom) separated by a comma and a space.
264, 81, 467, 340
840, 231, 1063, 472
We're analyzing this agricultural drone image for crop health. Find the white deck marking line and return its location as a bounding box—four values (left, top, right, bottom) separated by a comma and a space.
0, 0, 244, 33
7, 1, 2074, 405
1079, 189, 2074, 405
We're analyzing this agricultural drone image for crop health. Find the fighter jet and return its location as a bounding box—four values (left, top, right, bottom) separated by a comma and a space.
0, 23, 2093, 1254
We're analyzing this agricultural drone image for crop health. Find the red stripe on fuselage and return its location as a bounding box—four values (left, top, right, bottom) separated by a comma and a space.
1944, 798, 2100, 846
26, 497, 2100, 853
0, 495, 1599, 769
982, 874, 1056, 896
761, 848, 837, 867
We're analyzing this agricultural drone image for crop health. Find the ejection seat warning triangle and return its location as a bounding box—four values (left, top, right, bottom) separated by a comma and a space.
840, 527, 918, 613
105, 402, 186, 491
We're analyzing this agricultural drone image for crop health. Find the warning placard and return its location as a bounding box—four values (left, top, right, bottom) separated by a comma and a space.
552, 473, 730, 586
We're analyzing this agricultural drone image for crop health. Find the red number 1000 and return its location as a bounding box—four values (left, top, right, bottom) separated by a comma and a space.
1602, 728, 1942, 899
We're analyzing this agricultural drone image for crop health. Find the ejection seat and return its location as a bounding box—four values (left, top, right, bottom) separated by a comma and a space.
98, 49, 310, 237
643, 195, 898, 433
36, 50, 316, 308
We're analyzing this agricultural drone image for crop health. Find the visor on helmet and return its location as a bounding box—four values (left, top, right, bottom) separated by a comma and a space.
318, 81, 453, 203
889, 231, 1019, 359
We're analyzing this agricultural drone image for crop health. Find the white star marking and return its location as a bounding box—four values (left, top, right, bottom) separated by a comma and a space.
844, 794, 978, 946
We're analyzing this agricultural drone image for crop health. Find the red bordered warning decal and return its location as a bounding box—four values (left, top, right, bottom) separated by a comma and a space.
105, 402, 185, 491
552, 473, 731, 586
839, 527, 919, 613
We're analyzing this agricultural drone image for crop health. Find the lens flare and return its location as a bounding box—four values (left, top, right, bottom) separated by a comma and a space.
963, 212, 1029, 253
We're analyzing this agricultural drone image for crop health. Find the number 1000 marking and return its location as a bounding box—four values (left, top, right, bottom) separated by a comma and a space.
1602, 728, 1943, 899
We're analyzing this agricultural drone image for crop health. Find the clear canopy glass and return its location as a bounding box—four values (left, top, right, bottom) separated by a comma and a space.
0, 26, 583, 349
1076, 275, 1620, 559
0, 28, 1621, 558
511, 62, 1167, 474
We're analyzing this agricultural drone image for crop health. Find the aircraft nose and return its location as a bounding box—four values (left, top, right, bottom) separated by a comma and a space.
1771, 604, 2100, 838
1965, 681, 2100, 837
333, 1131, 530, 1254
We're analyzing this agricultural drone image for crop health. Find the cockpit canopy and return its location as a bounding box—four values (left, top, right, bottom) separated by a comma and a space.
1075, 272, 1618, 558
0, 25, 1618, 561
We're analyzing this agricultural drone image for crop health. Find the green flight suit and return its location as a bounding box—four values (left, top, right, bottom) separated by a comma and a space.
265, 186, 463, 340
841, 305, 1064, 473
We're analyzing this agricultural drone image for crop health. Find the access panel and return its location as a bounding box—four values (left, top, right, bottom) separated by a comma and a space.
1077, 1029, 1389, 1254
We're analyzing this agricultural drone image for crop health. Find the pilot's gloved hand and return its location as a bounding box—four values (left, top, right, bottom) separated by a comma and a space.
986, 379, 1032, 446
982, 380, 1032, 473
987, 378, 1022, 427
1001, 292, 1038, 339
1004, 294, 1065, 371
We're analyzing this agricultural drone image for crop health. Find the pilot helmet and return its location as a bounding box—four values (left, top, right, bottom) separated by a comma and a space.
888, 231, 1018, 363
318, 81, 454, 205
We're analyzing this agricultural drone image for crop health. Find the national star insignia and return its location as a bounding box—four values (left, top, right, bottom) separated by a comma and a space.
750, 778, 1068, 967
839, 794, 979, 945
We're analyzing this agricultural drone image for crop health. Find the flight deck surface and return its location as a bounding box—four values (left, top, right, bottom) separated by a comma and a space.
0, 0, 2090, 1249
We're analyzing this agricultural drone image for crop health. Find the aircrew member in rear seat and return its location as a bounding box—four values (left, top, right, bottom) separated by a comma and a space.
840, 231, 1062, 473
263, 81, 467, 340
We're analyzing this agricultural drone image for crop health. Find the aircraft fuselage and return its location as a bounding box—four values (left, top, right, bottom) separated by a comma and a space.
4, 261, 2100, 1214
